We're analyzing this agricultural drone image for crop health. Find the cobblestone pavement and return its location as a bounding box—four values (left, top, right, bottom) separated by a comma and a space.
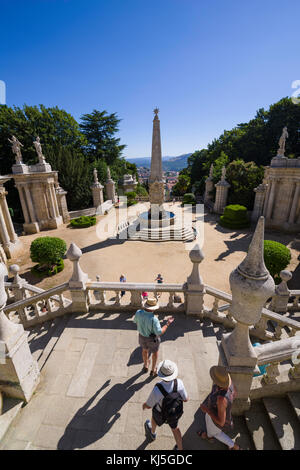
0, 311, 254, 450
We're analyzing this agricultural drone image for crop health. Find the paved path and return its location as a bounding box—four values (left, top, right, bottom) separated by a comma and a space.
0, 311, 254, 450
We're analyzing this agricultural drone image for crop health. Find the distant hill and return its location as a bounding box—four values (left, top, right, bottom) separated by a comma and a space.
127, 153, 191, 171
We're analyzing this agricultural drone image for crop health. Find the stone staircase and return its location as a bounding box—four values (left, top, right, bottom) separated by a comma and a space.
126, 226, 196, 242
1, 311, 300, 450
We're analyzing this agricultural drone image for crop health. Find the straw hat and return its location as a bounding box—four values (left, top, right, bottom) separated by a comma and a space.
143, 297, 159, 311
210, 366, 230, 388
157, 359, 178, 381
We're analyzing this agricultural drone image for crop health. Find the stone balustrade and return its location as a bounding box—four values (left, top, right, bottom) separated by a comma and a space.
3, 283, 70, 327
250, 337, 300, 399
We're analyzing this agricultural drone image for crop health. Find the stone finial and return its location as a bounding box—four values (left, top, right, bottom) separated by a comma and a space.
229, 216, 275, 326
221, 166, 226, 181
187, 244, 205, 287
107, 166, 111, 180
153, 107, 159, 119
9, 264, 22, 285
209, 164, 214, 178
93, 168, 99, 184
67, 242, 88, 285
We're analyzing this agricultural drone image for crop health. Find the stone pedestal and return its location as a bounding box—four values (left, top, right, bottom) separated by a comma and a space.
67, 243, 90, 313
251, 183, 268, 223
204, 177, 214, 204
91, 182, 104, 215
186, 244, 205, 316
12, 169, 63, 234
214, 178, 230, 214
270, 270, 292, 313
220, 217, 275, 414
0, 263, 40, 402
106, 179, 117, 204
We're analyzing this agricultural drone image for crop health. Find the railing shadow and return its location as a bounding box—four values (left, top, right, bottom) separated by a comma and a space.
57, 372, 152, 450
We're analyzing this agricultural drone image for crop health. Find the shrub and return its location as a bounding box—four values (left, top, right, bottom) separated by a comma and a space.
30, 237, 67, 269
183, 193, 196, 205
70, 216, 96, 228
31, 258, 64, 277
125, 191, 138, 207
264, 240, 291, 281
219, 204, 250, 229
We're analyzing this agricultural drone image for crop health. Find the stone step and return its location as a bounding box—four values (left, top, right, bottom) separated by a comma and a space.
287, 392, 300, 422
0, 397, 23, 442
245, 401, 281, 450
263, 397, 300, 450
231, 415, 256, 450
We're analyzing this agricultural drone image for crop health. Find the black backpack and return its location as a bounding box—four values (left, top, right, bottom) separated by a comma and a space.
156, 379, 184, 424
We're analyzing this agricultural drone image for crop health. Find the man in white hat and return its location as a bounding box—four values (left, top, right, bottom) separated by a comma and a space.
134, 297, 174, 377
142, 359, 188, 450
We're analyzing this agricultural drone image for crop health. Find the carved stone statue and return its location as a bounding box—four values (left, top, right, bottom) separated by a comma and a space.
8, 136, 23, 164
33, 136, 46, 164
107, 166, 111, 180
93, 168, 99, 184
209, 164, 214, 178
277, 127, 288, 157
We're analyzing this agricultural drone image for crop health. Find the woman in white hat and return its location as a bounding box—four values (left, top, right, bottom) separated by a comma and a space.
143, 359, 188, 450
199, 366, 241, 450
134, 297, 174, 377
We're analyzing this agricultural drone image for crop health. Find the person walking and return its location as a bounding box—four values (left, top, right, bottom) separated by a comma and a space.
134, 297, 174, 377
155, 274, 163, 284
143, 359, 188, 450
198, 366, 241, 450
120, 274, 126, 297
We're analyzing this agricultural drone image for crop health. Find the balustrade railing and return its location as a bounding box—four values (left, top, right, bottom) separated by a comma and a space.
3, 282, 71, 328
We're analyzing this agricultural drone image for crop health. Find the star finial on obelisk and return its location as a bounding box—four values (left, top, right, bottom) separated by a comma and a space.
153, 107, 159, 120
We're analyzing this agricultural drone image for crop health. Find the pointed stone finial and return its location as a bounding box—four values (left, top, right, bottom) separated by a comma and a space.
67, 243, 88, 285
187, 244, 205, 287
237, 217, 269, 281
189, 243, 204, 265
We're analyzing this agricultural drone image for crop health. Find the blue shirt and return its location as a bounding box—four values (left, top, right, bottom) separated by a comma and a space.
134, 309, 162, 337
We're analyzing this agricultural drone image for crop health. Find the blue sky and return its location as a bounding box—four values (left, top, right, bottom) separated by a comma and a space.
1, 0, 300, 158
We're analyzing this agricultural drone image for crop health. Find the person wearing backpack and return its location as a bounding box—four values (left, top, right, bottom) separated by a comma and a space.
142, 359, 188, 450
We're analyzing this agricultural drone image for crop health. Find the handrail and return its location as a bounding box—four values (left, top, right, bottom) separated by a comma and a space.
3, 282, 69, 313
87, 281, 186, 292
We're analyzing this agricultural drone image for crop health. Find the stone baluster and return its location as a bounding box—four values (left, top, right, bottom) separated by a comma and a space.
186, 244, 205, 316
67, 243, 90, 313
131, 290, 141, 308
167, 292, 174, 308
220, 217, 275, 414
293, 295, 300, 310
115, 291, 121, 306
0, 262, 40, 401
262, 362, 280, 385
270, 270, 292, 313
9, 264, 26, 302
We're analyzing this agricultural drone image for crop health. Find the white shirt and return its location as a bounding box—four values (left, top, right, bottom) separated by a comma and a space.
146, 378, 187, 410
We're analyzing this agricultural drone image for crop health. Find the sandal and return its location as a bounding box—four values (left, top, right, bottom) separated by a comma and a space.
196, 430, 214, 443
229, 443, 243, 450
142, 366, 149, 373
150, 369, 157, 377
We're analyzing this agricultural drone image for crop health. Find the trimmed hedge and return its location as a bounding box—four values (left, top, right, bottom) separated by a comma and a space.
219, 204, 250, 229
264, 240, 291, 281
30, 237, 67, 269
183, 193, 196, 205
70, 216, 96, 228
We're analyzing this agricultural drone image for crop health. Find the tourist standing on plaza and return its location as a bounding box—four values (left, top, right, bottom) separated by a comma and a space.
198, 366, 241, 450
143, 359, 188, 450
120, 274, 126, 297
134, 297, 174, 377
155, 274, 163, 284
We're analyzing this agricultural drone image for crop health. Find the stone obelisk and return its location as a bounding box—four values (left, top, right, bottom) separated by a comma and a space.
149, 108, 165, 218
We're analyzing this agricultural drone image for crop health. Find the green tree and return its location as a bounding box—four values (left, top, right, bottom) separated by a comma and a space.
172, 174, 191, 196
80, 109, 126, 165
226, 159, 264, 209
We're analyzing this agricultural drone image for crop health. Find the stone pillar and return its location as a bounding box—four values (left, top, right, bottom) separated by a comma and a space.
270, 270, 292, 313
220, 217, 275, 414
67, 243, 90, 313
55, 183, 70, 224
288, 181, 300, 224
265, 178, 277, 220
105, 167, 117, 204
213, 168, 230, 214
186, 244, 205, 316
0, 180, 23, 259
251, 183, 267, 223
204, 165, 214, 204
0, 263, 40, 402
